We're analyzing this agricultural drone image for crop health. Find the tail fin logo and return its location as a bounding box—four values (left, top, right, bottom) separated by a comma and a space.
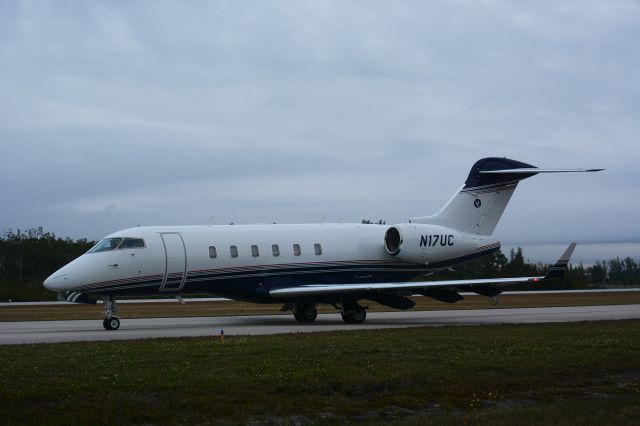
474, 199, 482, 208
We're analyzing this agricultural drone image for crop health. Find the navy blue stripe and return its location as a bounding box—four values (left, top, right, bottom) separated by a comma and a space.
82, 281, 163, 293
187, 262, 417, 282
460, 181, 518, 194
78, 276, 164, 291
427, 246, 500, 269
83, 264, 427, 293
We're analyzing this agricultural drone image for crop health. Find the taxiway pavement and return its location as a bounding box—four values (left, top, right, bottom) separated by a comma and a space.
2, 288, 639, 307
1, 304, 639, 345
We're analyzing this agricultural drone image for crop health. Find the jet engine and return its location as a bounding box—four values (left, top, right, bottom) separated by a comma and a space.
384, 223, 479, 264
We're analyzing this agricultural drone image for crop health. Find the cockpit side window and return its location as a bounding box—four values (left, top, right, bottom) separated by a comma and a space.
88, 238, 123, 253
119, 238, 146, 249
87, 237, 145, 253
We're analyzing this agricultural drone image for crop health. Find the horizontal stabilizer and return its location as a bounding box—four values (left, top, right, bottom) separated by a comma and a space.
480, 168, 604, 174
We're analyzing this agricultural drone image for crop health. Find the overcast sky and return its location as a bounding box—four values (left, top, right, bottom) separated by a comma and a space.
1, 1, 639, 262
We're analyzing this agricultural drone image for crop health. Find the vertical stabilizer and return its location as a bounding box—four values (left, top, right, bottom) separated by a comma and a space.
411, 158, 537, 235
410, 157, 602, 235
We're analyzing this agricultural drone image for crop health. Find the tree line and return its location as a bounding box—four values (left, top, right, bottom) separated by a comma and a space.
428, 247, 640, 290
0, 228, 95, 300
0, 227, 639, 301
0, 227, 95, 282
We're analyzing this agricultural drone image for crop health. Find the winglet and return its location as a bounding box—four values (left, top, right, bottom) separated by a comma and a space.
542, 242, 577, 280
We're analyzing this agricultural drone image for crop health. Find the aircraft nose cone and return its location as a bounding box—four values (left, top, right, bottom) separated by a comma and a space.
43, 274, 67, 291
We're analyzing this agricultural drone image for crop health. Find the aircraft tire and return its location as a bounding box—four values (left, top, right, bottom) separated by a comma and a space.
104, 316, 120, 331
293, 304, 317, 322
341, 308, 366, 324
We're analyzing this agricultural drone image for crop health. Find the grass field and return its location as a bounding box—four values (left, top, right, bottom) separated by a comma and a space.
0, 320, 638, 425
1, 291, 639, 322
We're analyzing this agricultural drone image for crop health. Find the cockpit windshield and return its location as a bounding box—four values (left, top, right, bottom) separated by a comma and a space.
88, 238, 123, 253
87, 238, 145, 253
119, 238, 146, 249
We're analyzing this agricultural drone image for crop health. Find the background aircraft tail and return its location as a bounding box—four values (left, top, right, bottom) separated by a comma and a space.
410, 157, 602, 236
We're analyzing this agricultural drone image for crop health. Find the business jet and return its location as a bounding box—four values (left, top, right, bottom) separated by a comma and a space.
44, 157, 602, 330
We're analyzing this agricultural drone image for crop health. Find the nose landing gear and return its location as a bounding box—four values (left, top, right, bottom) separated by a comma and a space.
103, 295, 120, 330
103, 316, 120, 330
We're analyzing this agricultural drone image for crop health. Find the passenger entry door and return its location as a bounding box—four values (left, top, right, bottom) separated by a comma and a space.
160, 233, 187, 291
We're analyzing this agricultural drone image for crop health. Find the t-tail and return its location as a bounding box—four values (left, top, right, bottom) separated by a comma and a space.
410, 157, 603, 235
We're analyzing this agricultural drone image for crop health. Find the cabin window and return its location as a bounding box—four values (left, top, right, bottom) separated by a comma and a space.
272, 244, 280, 257
314, 243, 322, 255
208, 246, 217, 258
230, 245, 238, 258
293, 243, 301, 256
251, 245, 259, 257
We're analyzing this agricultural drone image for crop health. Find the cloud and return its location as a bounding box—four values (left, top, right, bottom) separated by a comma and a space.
0, 0, 638, 248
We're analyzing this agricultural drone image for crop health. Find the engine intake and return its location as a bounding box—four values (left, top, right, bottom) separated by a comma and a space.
384, 226, 402, 256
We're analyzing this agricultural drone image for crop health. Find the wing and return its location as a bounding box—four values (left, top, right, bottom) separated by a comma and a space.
270, 243, 576, 298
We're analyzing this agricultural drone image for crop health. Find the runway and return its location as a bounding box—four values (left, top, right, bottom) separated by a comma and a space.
1, 304, 639, 345
3, 289, 639, 307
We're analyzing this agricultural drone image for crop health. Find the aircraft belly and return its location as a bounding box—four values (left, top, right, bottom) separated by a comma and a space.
179, 269, 427, 302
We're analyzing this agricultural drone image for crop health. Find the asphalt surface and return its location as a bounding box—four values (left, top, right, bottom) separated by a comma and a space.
2, 288, 639, 306
1, 304, 639, 345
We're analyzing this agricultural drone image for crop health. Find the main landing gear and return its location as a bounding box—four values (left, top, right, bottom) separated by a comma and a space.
341, 300, 367, 324
293, 303, 318, 322
103, 295, 120, 330
286, 301, 367, 324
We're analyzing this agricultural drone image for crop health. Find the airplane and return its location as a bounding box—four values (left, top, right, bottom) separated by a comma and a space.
43, 157, 603, 330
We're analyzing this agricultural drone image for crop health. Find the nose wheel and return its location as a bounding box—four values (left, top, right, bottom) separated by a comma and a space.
102, 295, 120, 331
103, 316, 120, 330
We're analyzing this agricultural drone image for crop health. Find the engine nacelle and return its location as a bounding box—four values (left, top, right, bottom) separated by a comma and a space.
384, 223, 489, 264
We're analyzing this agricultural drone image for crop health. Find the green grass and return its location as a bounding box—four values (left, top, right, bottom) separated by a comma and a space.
1, 321, 639, 424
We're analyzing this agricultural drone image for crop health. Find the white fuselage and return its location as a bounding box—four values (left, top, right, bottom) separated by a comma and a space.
43, 223, 499, 303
